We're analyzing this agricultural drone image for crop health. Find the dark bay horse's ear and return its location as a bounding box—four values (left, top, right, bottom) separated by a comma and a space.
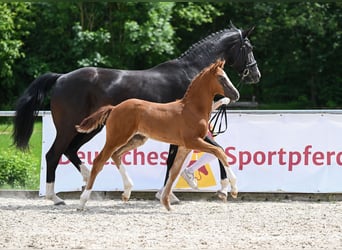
218, 59, 225, 69
229, 20, 237, 29
242, 26, 255, 38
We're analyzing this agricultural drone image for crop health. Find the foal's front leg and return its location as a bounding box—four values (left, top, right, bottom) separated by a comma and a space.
186, 138, 238, 199
162, 147, 191, 211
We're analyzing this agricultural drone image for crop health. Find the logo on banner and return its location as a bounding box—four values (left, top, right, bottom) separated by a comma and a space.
176, 151, 217, 188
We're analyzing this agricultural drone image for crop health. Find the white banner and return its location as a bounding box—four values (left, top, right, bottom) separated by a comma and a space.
40, 112, 342, 195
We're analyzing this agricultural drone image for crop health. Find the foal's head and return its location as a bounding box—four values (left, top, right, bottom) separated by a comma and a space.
209, 60, 240, 102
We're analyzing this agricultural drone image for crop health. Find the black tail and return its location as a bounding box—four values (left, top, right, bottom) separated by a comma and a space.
12, 73, 62, 150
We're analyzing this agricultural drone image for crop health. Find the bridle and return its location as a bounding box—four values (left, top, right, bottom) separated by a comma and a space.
210, 28, 258, 137
229, 29, 257, 81
210, 29, 257, 136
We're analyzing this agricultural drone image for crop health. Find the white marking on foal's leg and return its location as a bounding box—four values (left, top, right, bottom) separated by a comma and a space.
79, 189, 92, 210
80, 163, 90, 183
118, 165, 133, 201
46, 183, 65, 205
225, 167, 238, 198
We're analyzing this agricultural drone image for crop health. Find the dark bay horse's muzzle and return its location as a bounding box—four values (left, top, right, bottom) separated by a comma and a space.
242, 64, 261, 84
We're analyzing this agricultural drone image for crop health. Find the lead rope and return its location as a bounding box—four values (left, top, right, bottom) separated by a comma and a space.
209, 105, 228, 137
209, 76, 246, 137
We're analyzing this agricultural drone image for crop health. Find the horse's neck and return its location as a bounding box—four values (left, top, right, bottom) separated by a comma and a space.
177, 54, 217, 80
153, 31, 237, 91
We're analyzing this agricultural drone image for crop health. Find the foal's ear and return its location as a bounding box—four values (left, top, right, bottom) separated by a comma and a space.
242, 26, 255, 38
212, 60, 225, 72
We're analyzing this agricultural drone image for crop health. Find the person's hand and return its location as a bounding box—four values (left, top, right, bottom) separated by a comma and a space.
212, 97, 231, 111
220, 97, 230, 105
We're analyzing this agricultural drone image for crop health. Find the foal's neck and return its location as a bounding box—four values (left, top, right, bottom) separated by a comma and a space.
181, 75, 215, 118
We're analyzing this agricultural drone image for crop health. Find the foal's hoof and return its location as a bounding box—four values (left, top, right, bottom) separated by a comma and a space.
216, 191, 227, 202
160, 196, 172, 211
161, 200, 172, 211
121, 193, 129, 202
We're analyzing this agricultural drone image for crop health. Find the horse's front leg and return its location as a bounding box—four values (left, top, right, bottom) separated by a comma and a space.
112, 134, 148, 202
162, 147, 191, 211
217, 171, 238, 201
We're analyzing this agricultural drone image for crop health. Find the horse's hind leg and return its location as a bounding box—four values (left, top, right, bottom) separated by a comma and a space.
45, 135, 71, 205
111, 134, 148, 202
162, 147, 191, 211
64, 127, 103, 184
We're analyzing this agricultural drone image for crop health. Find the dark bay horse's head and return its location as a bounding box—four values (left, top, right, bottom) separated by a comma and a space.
210, 60, 240, 102
221, 23, 261, 84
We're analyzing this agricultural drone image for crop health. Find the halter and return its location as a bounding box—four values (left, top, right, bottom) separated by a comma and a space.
229, 29, 257, 81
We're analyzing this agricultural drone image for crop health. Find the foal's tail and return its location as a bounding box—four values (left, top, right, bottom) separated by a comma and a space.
75, 105, 114, 133
13, 73, 62, 150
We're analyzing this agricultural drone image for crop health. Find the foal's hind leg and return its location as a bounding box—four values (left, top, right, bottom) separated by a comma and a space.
112, 134, 148, 202
79, 145, 114, 210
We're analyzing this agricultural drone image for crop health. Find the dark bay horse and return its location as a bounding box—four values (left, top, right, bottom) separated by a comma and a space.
76, 60, 239, 211
13, 23, 260, 205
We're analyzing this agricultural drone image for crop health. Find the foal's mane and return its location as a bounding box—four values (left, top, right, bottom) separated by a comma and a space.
182, 60, 224, 100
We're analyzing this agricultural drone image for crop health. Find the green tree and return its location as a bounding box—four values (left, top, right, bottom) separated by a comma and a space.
0, 3, 32, 109
125, 2, 175, 67
1, 2, 341, 110
71, 22, 111, 67
250, 2, 341, 108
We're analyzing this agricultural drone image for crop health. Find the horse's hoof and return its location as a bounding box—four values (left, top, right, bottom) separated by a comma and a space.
54, 201, 66, 206
216, 191, 227, 202
230, 191, 238, 199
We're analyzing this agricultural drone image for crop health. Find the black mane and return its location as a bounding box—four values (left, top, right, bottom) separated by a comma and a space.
177, 28, 238, 60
